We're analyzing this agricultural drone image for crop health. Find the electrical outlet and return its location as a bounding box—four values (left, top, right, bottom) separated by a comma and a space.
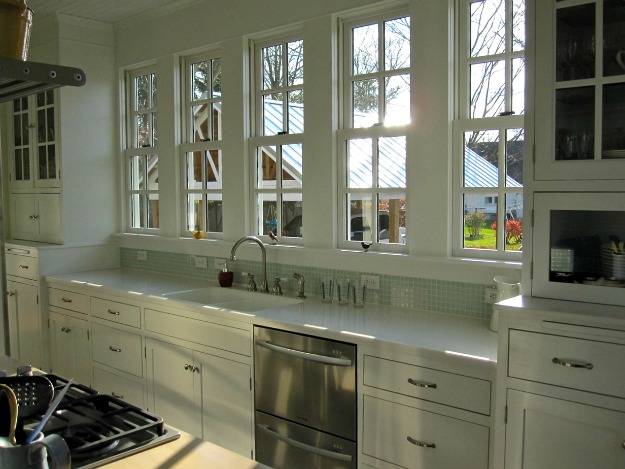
361, 274, 379, 290
137, 250, 147, 261
485, 287, 499, 304
214, 258, 227, 269
194, 256, 208, 269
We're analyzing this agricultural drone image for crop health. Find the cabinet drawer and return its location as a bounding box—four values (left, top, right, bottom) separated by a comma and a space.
509, 329, 625, 398
91, 324, 143, 377
363, 396, 489, 469
363, 356, 491, 415
5, 254, 38, 280
92, 367, 144, 408
49, 288, 88, 314
91, 297, 141, 328
145, 309, 251, 356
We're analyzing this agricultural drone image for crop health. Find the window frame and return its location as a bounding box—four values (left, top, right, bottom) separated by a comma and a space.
338, 7, 411, 253
250, 32, 304, 245
453, 0, 525, 260
124, 65, 160, 233
180, 50, 224, 239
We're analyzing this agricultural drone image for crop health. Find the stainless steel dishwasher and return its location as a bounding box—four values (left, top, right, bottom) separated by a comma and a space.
254, 326, 357, 469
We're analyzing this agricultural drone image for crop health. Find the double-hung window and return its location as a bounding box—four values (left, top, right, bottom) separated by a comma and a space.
125, 67, 159, 231
181, 52, 223, 237
339, 10, 410, 251
251, 35, 304, 241
455, 0, 526, 258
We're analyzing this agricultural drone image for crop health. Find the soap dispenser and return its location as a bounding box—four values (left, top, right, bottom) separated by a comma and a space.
218, 261, 234, 287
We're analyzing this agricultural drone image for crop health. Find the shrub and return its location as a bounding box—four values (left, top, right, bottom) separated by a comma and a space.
465, 211, 487, 238
492, 220, 523, 244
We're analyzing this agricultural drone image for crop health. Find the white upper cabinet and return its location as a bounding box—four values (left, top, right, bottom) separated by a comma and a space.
534, 0, 625, 181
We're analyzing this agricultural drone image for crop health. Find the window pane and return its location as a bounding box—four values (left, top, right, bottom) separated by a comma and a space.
470, 60, 506, 118
379, 195, 406, 244
152, 112, 158, 146
470, 0, 506, 57
135, 75, 149, 111
192, 61, 208, 100
512, 0, 526, 52
353, 23, 378, 75
464, 130, 500, 188
151, 73, 157, 107
287, 90, 304, 133
464, 194, 498, 250
512, 57, 525, 115
136, 113, 150, 147
259, 194, 278, 236
506, 128, 524, 187
186, 151, 203, 190
263, 93, 283, 136
206, 196, 223, 233
384, 17, 410, 70
129, 155, 146, 190
287, 40, 303, 86
353, 79, 378, 128
282, 144, 302, 189
348, 138, 372, 189
555, 87, 594, 160
262, 44, 283, 90
384, 74, 410, 125
379, 136, 406, 188
258, 146, 277, 188
186, 194, 203, 231
504, 193, 523, 252
192, 104, 209, 142
131, 194, 145, 228
147, 193, 159, 228
283, 195, 302, 238
348, 194, 373, 242
211, 58, 221, 97
206, 149, 221, 188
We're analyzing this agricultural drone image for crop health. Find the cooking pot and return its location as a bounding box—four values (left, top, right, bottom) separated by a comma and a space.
0, 0, 33, 60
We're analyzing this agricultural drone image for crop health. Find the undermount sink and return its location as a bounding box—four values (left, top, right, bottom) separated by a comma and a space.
163, 287, 303, 312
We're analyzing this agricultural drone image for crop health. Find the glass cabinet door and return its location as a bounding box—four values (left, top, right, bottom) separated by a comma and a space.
34, 90, 60, 188
534, 0, 625, 180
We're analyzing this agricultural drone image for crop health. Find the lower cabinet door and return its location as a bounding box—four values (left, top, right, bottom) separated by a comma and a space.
196, 350, 253, 458
145, 339, 200, 437
505, 390, 625, 469
7, 279, 40, 367
50, 312, 91, 386
92, 367, 144, 409
363, 396, 489, 469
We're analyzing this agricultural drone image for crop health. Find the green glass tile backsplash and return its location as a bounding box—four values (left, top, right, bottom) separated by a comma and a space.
121, 247, 491, 318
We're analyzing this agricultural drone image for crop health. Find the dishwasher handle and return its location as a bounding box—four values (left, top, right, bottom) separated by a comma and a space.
257, 424, 353, 462
255, 339, 353, 366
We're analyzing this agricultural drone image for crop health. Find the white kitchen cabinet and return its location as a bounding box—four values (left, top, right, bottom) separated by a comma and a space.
10, 192, 63, 244
505, 390, 625, 469
49, 310, 91, 386
92, 366, 145, 409
360, 349, 493, 469
145, 337, 253, 458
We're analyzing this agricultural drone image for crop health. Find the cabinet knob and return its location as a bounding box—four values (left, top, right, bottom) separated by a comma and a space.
6, 291, 15, 297
184, 364, 190, 371
407, 436, 436, 448
61, 327, 71, 333
193, 366, 200, 374
29, 215, 39, 220
109, 346, 122, 353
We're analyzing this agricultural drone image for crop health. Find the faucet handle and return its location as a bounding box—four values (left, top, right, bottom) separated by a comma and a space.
293, 272, 306, 299
245, 273, 257, 292
271, 277, 283, 295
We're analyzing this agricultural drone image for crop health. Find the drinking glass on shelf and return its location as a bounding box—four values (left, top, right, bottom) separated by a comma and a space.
352, 282, 367, 308
336, 279, 351, 306
320, 277, 334, 303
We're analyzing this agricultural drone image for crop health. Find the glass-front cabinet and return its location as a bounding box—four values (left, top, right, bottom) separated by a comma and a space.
534, 0, 625, 180
532, 192, 625, 306
9, 90, 60, 189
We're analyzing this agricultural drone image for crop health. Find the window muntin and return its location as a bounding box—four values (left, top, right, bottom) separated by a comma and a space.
181, 52, 223, 236
455, 0, 525, 258
126, 68, 159, 231
340, 10, 410, 251
252, 35, 304, 242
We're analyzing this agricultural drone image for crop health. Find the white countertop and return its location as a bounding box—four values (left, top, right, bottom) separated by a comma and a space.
45, 268, 498, 363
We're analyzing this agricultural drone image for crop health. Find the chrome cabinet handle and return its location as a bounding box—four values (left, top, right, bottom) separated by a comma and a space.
407, 436, 436, 448
257, 424, 353, 462
61, 298, 72, 303
255, 339, 353, 366
184, 364, 191, 371
29, 215, 39, 220
408, 378, 438, 389
109, 346, 122, 353
193, 366, 200, 373
61, 327, 71, 333
111, 392, 124, 399
18, 264, 29, 269
108, 309, 120, 315
552, 357, 593, 370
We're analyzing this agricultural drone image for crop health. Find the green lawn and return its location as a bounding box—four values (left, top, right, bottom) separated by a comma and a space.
464, 227, 522, 251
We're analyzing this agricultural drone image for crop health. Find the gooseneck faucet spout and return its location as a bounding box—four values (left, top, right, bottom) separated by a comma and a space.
230, 236, 269, 293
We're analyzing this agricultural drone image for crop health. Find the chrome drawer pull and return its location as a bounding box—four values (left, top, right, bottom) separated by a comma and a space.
61, 327, 71, 333
552, 357, 593, 370
257, 424, 353, 462
255, 339, 353, 366
18, 264, 29, 269
407, 436, 436, 448
408, 378, 437, 389
109, 346, 122, 353
108, 309, 120, 315
61, 298, 72, 303
111, 392, 124, 400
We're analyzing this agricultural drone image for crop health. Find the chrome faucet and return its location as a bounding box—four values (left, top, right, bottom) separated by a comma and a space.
230, 236, 269, 293
293, 272, 306, 298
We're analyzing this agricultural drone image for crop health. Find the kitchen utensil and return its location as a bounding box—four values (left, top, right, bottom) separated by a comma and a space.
25, 379, 73, 445
0, 431, 71, 469
0, 383, 18, 445
0, 375, 54, 418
